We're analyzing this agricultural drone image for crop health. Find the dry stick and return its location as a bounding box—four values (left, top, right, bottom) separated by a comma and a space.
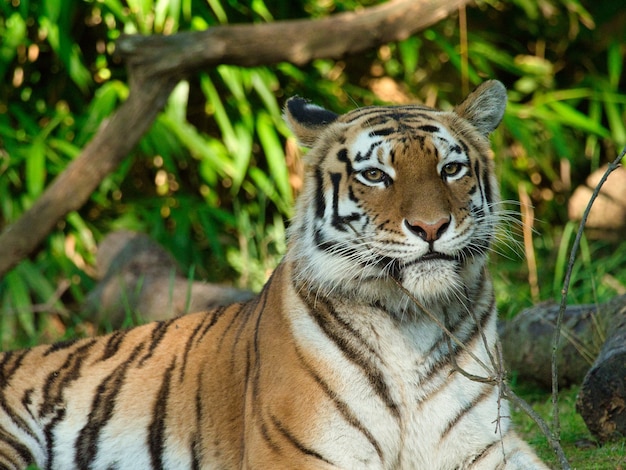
389, 277, 495, 379
501, 382, 570, 468
550, 146, 626, 441
384, 235, 573, 466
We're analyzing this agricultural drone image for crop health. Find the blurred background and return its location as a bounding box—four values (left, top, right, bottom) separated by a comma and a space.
0, 0, 625, 352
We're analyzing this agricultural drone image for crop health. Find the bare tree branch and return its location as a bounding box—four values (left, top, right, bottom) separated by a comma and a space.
117, 0, 470, 74
551, 146, 626, 438
0, 0, 471, 279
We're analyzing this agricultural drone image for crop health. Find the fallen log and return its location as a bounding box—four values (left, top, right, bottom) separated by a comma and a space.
83, 230, 254, 327
499, 300, 616, 388
576, 303, 626, 443
499, 295, 626, 443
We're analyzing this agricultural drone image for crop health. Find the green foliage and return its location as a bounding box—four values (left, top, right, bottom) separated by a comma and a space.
0, 0, 624, 330
512, 385, 626, 469
1, 0, 625, 339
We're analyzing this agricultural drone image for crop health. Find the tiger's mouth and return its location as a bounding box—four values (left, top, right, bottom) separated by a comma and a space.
419, 251, 457, 262
384, 251, 458, 274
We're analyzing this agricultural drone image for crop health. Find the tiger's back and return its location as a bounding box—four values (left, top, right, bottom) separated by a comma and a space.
0, 81, 549, 469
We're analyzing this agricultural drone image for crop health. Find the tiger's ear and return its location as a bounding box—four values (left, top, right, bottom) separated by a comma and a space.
454, 80, 507, 136
283, 97, 339, 148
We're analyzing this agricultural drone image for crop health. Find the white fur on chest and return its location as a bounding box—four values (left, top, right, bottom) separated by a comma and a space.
289, 299, 504, 469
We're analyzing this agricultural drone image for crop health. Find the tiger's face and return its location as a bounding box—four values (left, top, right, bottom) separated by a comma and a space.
285, 81, 507, 310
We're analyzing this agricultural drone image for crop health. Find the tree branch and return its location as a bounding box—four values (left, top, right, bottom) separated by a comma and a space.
117, 0, 470, 74
0, 0, 470, 278
551, 146, 626, 437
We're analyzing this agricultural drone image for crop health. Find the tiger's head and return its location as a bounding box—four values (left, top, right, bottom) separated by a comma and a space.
284, 81, 507, 313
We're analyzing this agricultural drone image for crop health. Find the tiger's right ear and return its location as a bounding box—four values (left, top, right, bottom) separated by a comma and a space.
283, 97, 339, 148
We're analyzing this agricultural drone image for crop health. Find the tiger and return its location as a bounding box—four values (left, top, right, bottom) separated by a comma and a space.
0, 80, 549, 469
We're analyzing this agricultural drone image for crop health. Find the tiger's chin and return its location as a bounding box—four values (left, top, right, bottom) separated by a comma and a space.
399, 259, 464, 304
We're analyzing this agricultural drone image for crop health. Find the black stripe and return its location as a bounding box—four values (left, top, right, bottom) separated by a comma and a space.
451, 143, 463, 154
0, 393, 39, 449
21, 389, 34, 420
482, 163, 493, 210
440, 384, 493, 439
368, 127, 395, 137
418, 124, 440, 133
467, 433, 503, 468
40, 339, 98, 416
43, 339, 79, 356
248, 282, 281, 457
215, 305, 247, 357
0, 427, 35, 468
74, 343, 144, 469
270, 415, 334, 466
100, 330, 126, 362
233, 289, 265, 359
190, 370, 204, 470
179, 309, 225, 383
195, 306, 227, 345
473, 159, 486, 211
295, 346, 385, 463
329, 173, 361, 231
458, 137, 470, 154
250, 286, 271, 403
0, 353, 41, 449
259, 418, 281, 456
148, 358, 176, 470
314, 167, 326, 219
139, 320, 174, 366
0, 350, 29, 381
354, 140, 383, 162
298, 290, 399, 419
336, 148, 353, 174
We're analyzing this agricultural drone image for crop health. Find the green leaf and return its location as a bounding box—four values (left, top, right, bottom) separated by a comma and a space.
541, 101, 610, 137
607, 42, 623, 90
25, 140, 46, 197
0, 13, 26, 82
603, 92, 626, 145
256, 111, 292, 210
5, 270, 35, 337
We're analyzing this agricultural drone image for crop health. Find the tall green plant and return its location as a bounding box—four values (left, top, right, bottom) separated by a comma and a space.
1, 0, 625, 351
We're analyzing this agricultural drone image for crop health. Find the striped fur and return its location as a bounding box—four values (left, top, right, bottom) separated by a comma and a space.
0, 81, 548, 469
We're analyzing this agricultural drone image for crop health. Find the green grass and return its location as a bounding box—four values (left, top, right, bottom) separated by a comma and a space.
512, 385, 626, 469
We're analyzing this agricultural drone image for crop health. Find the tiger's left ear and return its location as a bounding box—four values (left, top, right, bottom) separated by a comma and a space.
454, 80, 507, 136
283, 97, 339, 148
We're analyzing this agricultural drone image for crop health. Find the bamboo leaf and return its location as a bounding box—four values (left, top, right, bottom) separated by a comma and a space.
5, 271, 35, 337
25, 140, 46, 197
603, 93, 626, 145
607, 42, 623, 90
256, 112, 292, 209
540, 101, 611, 137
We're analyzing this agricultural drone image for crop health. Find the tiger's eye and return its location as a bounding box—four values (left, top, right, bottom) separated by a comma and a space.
361, 168, 388, 183
442, 162, 463, 178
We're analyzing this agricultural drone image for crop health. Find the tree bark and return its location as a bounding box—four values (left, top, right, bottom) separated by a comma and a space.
0, 0, 471, 279
576, 305, 626, 443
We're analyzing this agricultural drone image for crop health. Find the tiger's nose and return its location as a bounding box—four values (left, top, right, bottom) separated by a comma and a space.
404, 217, 450, 242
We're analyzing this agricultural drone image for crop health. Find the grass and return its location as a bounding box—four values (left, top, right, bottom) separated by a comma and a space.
512, 385, 626, 469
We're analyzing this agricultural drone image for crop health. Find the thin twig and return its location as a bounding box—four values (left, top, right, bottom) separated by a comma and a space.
389, 276, 495, 379
550, 146, 626, 438
502, 383, 571, 469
